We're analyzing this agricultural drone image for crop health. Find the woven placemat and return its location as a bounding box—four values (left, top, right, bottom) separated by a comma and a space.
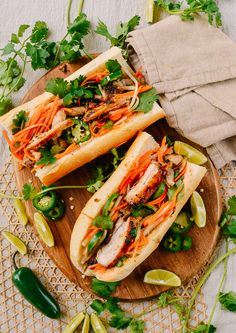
0, 157, 235, 333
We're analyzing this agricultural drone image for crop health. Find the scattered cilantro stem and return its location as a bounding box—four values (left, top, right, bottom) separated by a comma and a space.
78, 0, 84, 15
134, 297, 184, 318
182, 246, 236, 333
67, 0, 73, 26
206, 239, 229, 333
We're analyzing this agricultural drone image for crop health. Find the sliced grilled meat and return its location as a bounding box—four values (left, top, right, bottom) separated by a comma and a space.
165, 154, 183, 165
125, 162, 161, 204
166, 167, 175, 186
26, 119, 74, 151
96, 217, 131, 267
63, 106, 87, 116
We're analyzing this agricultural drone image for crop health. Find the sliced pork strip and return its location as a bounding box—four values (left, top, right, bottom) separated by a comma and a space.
96, 217, 131, 267
52, 109, 66, 129
26, 119, 74, 151
125, 162, 161, 204
165, 154, 183, 165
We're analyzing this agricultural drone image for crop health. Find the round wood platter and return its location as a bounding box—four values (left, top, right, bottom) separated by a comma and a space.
13, 57, 222, 301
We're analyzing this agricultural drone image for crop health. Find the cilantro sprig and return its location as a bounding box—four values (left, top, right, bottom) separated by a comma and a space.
155, 0, 222, 27
95, 15, 140, 57
135, 87, 159, 113
0, 14, 90, 115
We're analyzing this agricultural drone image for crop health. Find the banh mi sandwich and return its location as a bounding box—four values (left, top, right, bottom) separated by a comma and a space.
0, 47, 165, 186
70, 132, 207, 282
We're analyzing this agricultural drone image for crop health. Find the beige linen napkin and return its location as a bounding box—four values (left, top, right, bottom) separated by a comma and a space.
126, 15, 236, 168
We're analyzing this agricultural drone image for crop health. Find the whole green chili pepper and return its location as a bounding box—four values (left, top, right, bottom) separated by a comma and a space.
12, 252, 61, 319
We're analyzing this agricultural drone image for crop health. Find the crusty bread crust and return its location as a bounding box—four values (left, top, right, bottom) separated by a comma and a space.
0, 47, 165, 185
70, 132, 207, 281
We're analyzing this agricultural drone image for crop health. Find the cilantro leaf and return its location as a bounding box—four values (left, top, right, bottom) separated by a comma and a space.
45, 78, 68, 98
91, 278, 120, 298
68, 13, 90, 35
11, 33, 20, 44
25, 43, 49, 70
105, 59, 122, 73
106, 297, 124, 316
87, 180, 104, 193
2, 43, 15, 56
12, 110, 28, 134
155, 0, 222, 27
92, 215, 114, 230
227, 195, 236, 215
36, 147, 56, 166
219, 291, 236, 312
130, 319, 145, 333
0, 97, 12, 116
31, 21, 49, 43
193, 322, 216, 333
135, 87, 159, 113
95, 16, 140, 56
109, 315, 132, 329
95, 20, 118, 45
18, 24, 30, 37
90, 299, 106, 314
22, 183, 37, 200
60, 13, 90, 62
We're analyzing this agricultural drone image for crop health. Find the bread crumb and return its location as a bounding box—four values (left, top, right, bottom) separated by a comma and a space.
200, 188, 204, 192
70, 205, 74, 210
28, 179, 32, 183
82, 274, 85, 279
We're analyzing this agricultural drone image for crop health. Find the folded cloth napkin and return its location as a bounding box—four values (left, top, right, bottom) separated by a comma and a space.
126, 15, 236, 169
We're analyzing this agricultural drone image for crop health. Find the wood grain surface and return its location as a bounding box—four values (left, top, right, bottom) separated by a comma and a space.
13, 57, 222, 300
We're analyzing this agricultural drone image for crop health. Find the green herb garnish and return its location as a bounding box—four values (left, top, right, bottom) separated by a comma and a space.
135, 87, 159, 113
95, 15, 140, 57
155, 0, 222, 27
12, 110, 28, 134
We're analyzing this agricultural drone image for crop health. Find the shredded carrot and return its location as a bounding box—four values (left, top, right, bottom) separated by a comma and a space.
82, 71, 107, 85
147, 187, 168, 206
88, 263, 106, 272
55, 143, 78, 159
84, 226, 100, 241
111, 202, 128, 214
174, 160, 187, 182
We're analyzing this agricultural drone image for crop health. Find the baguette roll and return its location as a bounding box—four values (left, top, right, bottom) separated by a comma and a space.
0, 47, 165, 185
70, 132, 207, 282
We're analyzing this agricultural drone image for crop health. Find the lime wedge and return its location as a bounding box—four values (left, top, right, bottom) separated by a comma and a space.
144, 269, 181, 286
190, 191, 206, 228
90, 313, 108, 333
146, 0, 154, 23
63, 312, 84, 333
82, 313, 90, 333
2, 231, 27, 255
34, 212, 54, 247
174, 141, 207, 165
13, 198, 28, 226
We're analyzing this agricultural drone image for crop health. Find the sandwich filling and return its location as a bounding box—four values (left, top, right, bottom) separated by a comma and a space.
80, 136, 187, 273
3, 59, 157, 170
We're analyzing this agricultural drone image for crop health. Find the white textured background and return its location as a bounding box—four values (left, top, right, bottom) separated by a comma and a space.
0, 1, 236, 332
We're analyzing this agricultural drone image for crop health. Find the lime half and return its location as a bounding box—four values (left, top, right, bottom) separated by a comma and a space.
82, 313, 90, 333
2, 231, 27, 255
63, 312, 85, 333
34, 212, 54, 247
144, 269, 181, 286
190, 191, 206, 228
90, 313, 108, 333
174, 141, 207, 165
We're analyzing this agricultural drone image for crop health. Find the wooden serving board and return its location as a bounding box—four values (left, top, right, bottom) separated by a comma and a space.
14, 57, 222, 301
